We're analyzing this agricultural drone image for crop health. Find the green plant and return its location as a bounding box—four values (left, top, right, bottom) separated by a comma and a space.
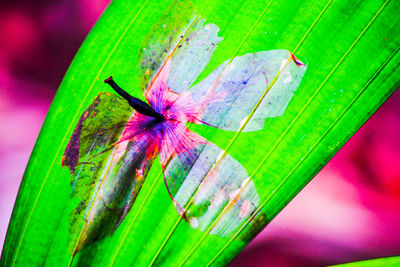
1, 0, 399, 266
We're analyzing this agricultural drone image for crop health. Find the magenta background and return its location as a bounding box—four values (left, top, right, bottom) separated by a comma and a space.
0, 1, 399, 266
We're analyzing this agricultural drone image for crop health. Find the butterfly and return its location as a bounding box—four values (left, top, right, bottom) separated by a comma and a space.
62, 17, 306, 253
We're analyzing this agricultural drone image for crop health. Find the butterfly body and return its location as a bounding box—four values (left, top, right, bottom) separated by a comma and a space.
105, 76, 165, 122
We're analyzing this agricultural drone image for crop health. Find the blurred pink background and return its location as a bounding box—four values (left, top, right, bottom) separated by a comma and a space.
0, 1, 399, 266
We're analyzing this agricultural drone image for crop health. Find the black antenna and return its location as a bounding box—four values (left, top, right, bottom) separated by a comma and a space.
105, 76, 164, 122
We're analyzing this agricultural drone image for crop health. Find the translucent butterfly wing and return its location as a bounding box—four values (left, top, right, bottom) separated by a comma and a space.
62, 93, 154, 252
143, 18, 223, 98
186, 50, 307, 132
167, 20, 223, 93
163, 141, 262, 237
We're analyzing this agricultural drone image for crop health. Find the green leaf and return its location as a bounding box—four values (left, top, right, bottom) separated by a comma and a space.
332, 256, 400, 267
1, 0, 399, 266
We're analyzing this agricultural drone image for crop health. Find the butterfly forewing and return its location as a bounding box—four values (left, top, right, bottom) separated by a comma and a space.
186, 50, 307, 132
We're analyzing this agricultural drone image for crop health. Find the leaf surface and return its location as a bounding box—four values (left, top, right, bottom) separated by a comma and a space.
1, 0, 399, 266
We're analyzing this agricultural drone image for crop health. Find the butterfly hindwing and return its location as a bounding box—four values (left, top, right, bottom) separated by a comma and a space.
163, 141, 262, 237
62, 93, 155, 252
